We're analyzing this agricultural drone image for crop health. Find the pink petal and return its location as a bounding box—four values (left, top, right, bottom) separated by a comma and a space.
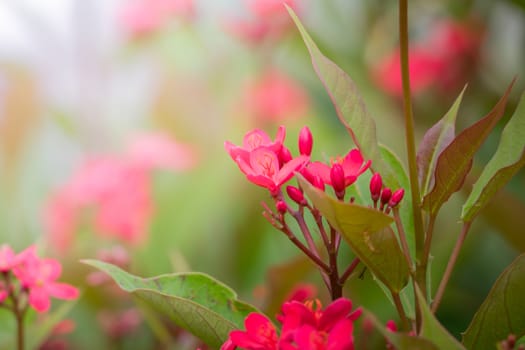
319, 298, 354, 331
47, 283, 80, 300
276, 155, 309, 187
326, 319, 354, 350
243, 129, 273, 150
250, 147, 280, 178
306, 161, 331, 185
40, 259, 63, 281
29, 288, 51, 313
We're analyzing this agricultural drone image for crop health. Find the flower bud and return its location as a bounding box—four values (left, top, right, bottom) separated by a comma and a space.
369, 173, 382, 202
298, 126, 313, 156
380, 187, 392, 208
276, 200, 288, 214
279, 146, 293, 164
389, 188, 405, 208
312, 176, 325, 192
330, 163, 346, 195
286, 186, 306, 205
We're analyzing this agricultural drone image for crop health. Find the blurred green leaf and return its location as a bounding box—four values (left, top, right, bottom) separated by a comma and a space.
363, 310, 439, 350
82, 260, 259, 349
462, 92, 525, 222
415, 287, 466, 350
28, 299, 78, 349
422, 81, 514, 216
418, 86, 465, 196
288, 7, 398, 188
380, 144, 415, 259
298, 175, 409, 292
462, 253, 525, 350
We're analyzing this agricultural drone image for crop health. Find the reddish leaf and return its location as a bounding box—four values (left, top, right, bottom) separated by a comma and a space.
422, 80, 514, 215
417, 86, 465, 195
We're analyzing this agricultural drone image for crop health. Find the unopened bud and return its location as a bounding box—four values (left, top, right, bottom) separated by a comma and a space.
279, 146, 293, 164
276, 200, 288, 214
312, 176, 325, 192
369, 173, 382, 201
286, 186, 305, 205
380, 187, 392, 209
298, 126, 313, 156
330, 163, 346, 195
389, 189, 405, 208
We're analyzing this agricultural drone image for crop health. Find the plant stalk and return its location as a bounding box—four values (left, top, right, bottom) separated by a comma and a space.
431, 222, 472, 313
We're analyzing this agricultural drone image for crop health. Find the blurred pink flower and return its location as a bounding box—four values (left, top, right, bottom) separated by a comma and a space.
225, 0, 298, 44
119, 0, 195, 38
44, 133, 196, 253
13, 247, 79, 313
244, 69, 310, 123
0, 244, 21, 272
98, 308, 142, 339
372, 19, 483, 97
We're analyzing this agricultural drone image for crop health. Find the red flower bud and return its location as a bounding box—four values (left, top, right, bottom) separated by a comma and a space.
276, 200, 288, 214
286, 186, 305, 205
389, 188, 405, 208
298, 126, 313, 156
279, 146, 293, 164
369, 173, 382, 201
330, 163, 346, 195
312, 176, 325, 192
380, 187, 392, 207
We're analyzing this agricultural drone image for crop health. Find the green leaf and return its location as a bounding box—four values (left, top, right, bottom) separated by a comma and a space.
461, 92, 525, 222
380, 144, 415, 259
418, 86, 466, 195
415, 286, 466, 350
287, 7, 398, 188
298, 175, 409, 292
462, 253, 525, 350
422, 81, 514, 216
82, 260, 259, 349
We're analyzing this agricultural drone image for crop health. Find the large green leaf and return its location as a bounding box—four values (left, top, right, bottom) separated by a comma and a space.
462, 253, 525, 350
363, 310, 439, 350
422, 81, 514, 216
415, 287, 466, 350
287, 7, 397, 188
82, 260, 259, 349
461, 92, 525, 222
417, 86, 466, 195
298, 176, 409, 292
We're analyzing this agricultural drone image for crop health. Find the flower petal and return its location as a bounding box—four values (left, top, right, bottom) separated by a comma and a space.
47, 282, 80, 300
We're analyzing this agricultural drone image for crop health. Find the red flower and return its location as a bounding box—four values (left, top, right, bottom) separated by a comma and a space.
225, 126, 286, 164
307, 149, 371, 188
222, 313, 279, 350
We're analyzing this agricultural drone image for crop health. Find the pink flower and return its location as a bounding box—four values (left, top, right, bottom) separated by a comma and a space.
222, 313, 279, 350
225, 126, 286, 165
119, 0, 195, 38
0, 244, 21, 272
371, 19, 483, 97
235, 146, 308, 195
225, 0, 298, 44
13, 247, 79, 313
307, 149, 371, 188
125, 132, 198, 172
243, 69, 310, 123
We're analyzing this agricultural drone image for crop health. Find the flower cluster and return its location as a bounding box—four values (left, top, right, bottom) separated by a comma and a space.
0, 244, 79, 313
221, 297, 362, 350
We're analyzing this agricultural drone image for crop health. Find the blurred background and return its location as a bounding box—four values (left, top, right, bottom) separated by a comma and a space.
0, 0, 524, 348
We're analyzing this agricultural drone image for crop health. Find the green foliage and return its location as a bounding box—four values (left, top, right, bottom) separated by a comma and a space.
417, 86, 465, 196
462, 92, 525, 222
82, 260, 260, 349
462, 253, 525, 350
298, 175, 410, 293
415, 287, 466, 350
422, 81, 514, 216
287, 7, 398, 189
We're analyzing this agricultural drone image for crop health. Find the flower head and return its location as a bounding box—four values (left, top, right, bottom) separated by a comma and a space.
225, 126, 286, 164
222, 313, 279, 350
308, 149, 371, 189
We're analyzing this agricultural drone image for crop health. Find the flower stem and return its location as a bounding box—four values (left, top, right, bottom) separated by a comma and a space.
431, 222, 472, 313
393, 208, 415, 275
399, 0, 426, 327
392, 291, 410, 331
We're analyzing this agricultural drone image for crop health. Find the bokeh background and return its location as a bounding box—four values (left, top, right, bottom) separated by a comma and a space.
0, 0, 524, 348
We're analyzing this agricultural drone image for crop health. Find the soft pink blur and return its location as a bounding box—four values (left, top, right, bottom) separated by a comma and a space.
225, 0, 298, 44
44, 133, 197, 253
372, 19, 484, 97
243, 69, 310, 123
119, 0, 195, 38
